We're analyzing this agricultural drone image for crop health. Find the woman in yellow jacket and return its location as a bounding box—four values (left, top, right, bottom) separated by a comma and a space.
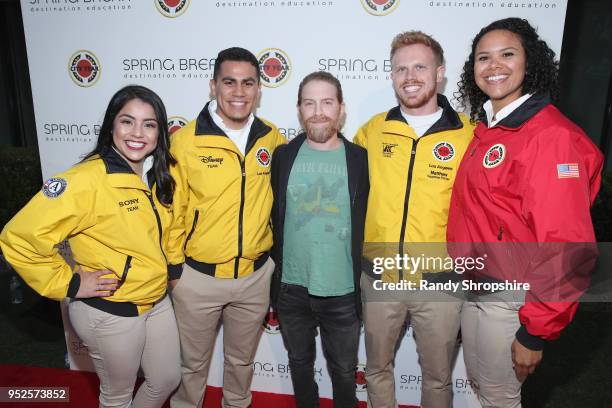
0, 85, 180, 408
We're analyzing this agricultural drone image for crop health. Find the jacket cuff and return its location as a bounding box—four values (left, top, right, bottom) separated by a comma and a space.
168, 264, 183, 280
66, 273, 81, 298
515, 324, 546, 351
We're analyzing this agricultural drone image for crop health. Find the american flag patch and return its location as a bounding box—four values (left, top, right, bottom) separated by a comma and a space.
557, 163, 579, 179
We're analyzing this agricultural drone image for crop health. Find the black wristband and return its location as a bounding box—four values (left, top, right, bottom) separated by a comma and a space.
515, 324, 546, 351
66, 273, 81, 298
168, 263, 183, 280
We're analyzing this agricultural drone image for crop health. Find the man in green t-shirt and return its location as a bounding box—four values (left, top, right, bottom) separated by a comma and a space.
270, 72, 369, 407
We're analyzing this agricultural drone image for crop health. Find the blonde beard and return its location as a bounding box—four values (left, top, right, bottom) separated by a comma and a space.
304, 120, 340, 143
308, 128, 333, 143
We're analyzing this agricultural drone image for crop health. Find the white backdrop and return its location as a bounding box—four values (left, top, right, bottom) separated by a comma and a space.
22, 0, 568, 406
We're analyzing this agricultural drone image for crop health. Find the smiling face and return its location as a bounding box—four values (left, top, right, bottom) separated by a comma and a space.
210, 60, 260, 130
112, 98, 158, 176
298, 79, 345, 146
390, 43, 445, 116
474, 29, 527, 114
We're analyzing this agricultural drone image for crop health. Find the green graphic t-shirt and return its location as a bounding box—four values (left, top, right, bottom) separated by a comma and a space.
281, 142, 354, 296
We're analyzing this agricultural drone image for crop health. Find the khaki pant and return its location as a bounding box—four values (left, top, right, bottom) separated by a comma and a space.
362, 275, 462, 408
461, 292, 525, 408
68, 295, 181, 408
170, 257, 275, 408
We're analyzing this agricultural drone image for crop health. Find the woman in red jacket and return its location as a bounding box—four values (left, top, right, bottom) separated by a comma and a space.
448, 18, 603, 407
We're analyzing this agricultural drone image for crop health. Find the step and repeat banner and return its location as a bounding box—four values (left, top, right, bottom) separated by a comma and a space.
22, 1, 568, 406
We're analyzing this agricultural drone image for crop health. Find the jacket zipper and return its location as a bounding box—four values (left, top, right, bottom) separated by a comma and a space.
121, 255, 132, 282
497, 224, 514, 260
398, 138, 420, 281
145, 192, 167, 264
235, 154, 246, 279
184, 209, 199, 251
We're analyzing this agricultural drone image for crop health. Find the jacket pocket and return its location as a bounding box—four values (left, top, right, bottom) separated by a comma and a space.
120, 255, 132, 282
184, 209, 200, 251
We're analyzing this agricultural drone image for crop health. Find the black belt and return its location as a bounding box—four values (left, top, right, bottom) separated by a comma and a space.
185, 252, 270, 278
79, 293, 166, 317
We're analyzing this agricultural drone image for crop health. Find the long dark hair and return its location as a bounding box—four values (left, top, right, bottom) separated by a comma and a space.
455, 17, 560, 123
83, 85, 176, 205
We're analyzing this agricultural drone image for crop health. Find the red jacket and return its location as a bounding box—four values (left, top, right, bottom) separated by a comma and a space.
447, 94, 603, 350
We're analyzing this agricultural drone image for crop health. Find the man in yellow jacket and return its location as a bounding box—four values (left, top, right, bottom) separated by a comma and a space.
354, 32, 474, 408
166, 47, 285, 408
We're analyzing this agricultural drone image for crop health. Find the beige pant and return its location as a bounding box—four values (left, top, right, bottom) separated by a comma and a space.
461, 292, 525, 408
170, 257, 275, 408
362, 275, 462, 408
68, 295, 181, 408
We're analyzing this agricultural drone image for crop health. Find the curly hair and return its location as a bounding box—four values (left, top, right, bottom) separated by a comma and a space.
454, 17, 560, 123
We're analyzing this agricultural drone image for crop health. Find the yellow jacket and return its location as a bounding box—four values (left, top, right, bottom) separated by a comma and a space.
354, 95, 474, 281
0, 148, 172, 316
166, 103, 286, 279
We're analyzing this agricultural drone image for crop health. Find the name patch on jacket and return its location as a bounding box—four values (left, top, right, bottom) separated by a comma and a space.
118, 198, 139, 212
42, 178, 67, 198
199, 155, 224, 168
427, 164, 452, 181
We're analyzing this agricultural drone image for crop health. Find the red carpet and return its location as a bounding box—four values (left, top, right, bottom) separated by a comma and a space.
0, 365, 418, 407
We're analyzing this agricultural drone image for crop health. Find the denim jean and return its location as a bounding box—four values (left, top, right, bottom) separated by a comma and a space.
277, 283, 360, 408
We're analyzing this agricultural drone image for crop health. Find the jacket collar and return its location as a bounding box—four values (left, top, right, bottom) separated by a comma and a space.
101, 147, 135, 174
487, 93, 550, 129
384, 94, 463, 137
194, 101, 272, 154
100, 148, 150, 190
